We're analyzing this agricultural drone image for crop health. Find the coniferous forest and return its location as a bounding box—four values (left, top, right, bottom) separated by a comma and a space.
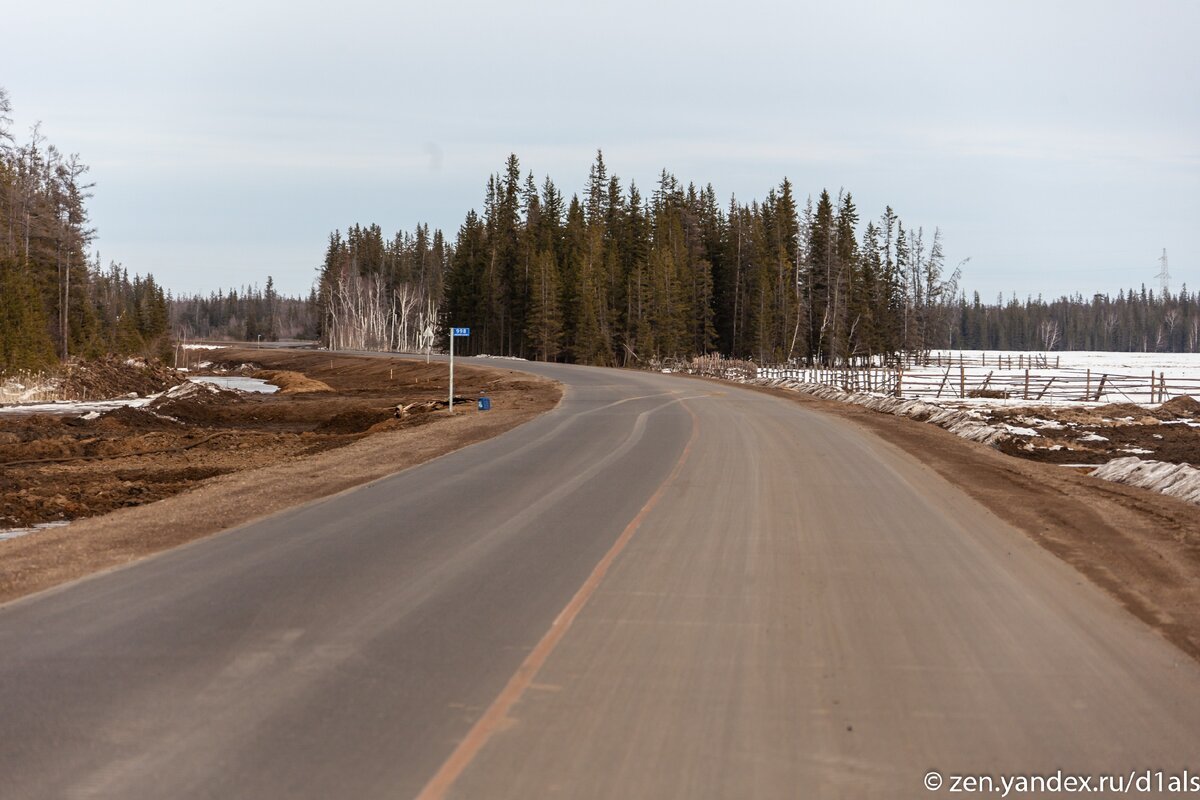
0, 88, 170, 373
320, 152, 1198, 366
953, 289, 1200, 353
169, 280, 318, 342
323, 152, 964, 366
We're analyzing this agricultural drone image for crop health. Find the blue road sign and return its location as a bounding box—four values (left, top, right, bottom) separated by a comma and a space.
451, 327, 470, 337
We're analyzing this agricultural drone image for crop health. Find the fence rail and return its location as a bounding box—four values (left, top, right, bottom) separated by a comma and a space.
680, 354, 1200, 404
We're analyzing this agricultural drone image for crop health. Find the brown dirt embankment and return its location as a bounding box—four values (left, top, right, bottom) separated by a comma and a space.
732, 379, 1200, 662
0, 349, 560, 603
254, 369, 334, 394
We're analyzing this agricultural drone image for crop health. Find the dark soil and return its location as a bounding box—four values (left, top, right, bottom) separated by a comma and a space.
988, 398, 1200, 466
57, 355, 183, 400
0, 349, 558, 529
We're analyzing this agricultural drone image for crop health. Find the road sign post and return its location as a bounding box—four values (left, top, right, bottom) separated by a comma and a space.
449, 327, 470, 413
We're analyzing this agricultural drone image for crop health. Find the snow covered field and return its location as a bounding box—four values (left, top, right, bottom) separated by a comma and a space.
756, 351, 1200, 406
928, 350, 1200, 380
914, 351, 1200, 406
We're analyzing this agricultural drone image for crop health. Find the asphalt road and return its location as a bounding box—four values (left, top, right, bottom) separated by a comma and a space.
2, 359, 1199, 799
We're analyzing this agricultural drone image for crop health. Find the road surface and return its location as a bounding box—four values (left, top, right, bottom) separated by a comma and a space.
2, 359, 1198, 799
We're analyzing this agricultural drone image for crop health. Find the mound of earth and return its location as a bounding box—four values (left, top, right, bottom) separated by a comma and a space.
314, 407, 396, 434
148, 381, 246, 425
255, 370, 334, 394
57, 356, 183, 401
87, 406, 184, 432
1161, 395, 1200, 417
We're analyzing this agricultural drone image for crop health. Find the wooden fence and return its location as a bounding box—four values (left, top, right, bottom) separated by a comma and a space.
891, 366, 1199, 403
681, 354, 1200, 404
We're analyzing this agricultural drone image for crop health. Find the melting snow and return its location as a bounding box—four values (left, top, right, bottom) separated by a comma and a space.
0, 395, 158, 416
1018, 417, 1067, 430
1003, 424, 1040, 437
0, 520, 71, 542
1090, 458, 1200, 505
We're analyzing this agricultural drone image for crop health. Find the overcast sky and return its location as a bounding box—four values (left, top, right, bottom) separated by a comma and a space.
3, 0, 1196, 299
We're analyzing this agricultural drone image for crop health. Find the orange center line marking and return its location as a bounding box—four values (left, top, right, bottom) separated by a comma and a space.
414, 402, 700, 800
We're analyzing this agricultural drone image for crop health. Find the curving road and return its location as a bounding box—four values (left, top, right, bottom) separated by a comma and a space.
2, 359, 1199, 799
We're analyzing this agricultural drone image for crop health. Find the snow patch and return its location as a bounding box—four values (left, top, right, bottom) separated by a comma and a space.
750, 379, 1014, 446
0, 394, 161, 416
0, 520, 71, 542
1090, 458, 1200, 505
1002, 424, 1040, 437
0, 376, 62, 405
1018, 416, 1066, 430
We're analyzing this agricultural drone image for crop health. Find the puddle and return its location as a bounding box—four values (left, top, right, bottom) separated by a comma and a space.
188, 376, 279, 394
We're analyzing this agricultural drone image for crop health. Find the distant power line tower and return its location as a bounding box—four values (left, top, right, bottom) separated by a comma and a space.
1155, 248, 1171, 297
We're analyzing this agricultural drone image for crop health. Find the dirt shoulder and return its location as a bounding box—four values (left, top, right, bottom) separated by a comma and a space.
730, 380, 1200, 662
0, 349, 560, 604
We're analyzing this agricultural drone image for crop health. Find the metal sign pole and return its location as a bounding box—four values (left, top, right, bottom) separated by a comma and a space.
448, 327, 469, 414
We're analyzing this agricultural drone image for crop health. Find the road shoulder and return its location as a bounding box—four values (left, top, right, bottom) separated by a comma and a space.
727, 378, 1200, 662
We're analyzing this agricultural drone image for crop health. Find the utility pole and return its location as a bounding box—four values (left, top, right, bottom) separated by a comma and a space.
1155, 248, 1171, 298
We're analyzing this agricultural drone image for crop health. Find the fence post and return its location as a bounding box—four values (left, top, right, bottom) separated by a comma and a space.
960, 365, 966, 398
1086, 369, 1091, 401
1024, 369, 1030, 401
896, 365, 904, 398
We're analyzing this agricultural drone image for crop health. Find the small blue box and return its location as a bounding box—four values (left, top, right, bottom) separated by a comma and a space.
477, 397, 491, 411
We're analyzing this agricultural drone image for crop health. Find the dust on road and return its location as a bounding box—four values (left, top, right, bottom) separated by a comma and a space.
739, 380, 1200, 662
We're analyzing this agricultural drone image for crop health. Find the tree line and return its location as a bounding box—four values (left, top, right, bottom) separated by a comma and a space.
955, 287, 1200, 353
435, 152, 959, 366
316, 222, 448, 352
0, 87, 169, 373
169, 278, 318, 342
6, 97, 1192, 378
